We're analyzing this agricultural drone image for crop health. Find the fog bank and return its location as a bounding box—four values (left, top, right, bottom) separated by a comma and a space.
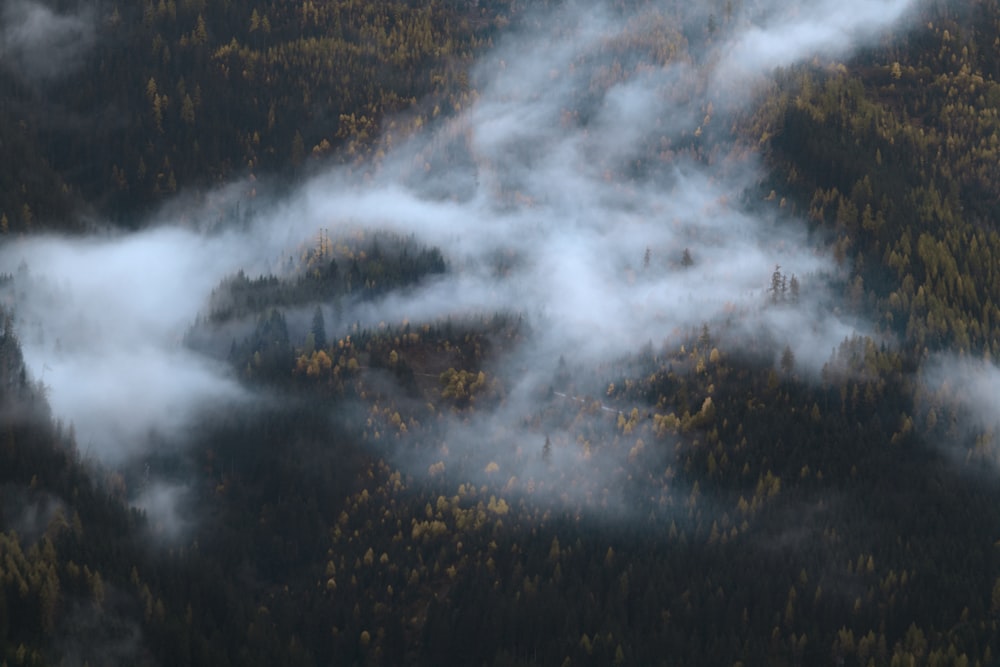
0, 0, 925, 497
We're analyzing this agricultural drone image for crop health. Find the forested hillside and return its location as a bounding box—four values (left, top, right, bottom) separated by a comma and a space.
752, 0, 1000, 357
0, 0, 511, 229
4, 0, 1000, 665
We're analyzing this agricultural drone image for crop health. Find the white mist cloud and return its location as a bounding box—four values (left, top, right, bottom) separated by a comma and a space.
288, 0, 921, 496
0, 228, 253, 464
0, 0, 924, 504
299, 0, 899, 372
134, 481, 190, 540
712, 0, 918, 99
0, 0, 95, 81
913, 354, 1000, 479
920, 355, 1000, 445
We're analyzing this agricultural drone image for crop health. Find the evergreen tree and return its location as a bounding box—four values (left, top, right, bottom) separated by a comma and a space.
311, 306, 327, 351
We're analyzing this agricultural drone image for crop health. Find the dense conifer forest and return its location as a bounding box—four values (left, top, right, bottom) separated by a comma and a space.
5, 0, 1000, 665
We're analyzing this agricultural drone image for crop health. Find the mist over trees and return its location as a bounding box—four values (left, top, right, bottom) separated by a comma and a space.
4, 0, 1000, 666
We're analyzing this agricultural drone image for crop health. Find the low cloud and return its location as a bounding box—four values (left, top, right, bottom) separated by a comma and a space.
133, 480, 190, 540
0, 0, 95, 81
711, 0, 917, 99
0, 228, 252, 464
0, 0, 924, 511
300, 0, 892, 373
919, 355, 1000, 467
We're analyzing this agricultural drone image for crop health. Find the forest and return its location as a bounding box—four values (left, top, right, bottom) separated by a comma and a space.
4, 0, 1000, 665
